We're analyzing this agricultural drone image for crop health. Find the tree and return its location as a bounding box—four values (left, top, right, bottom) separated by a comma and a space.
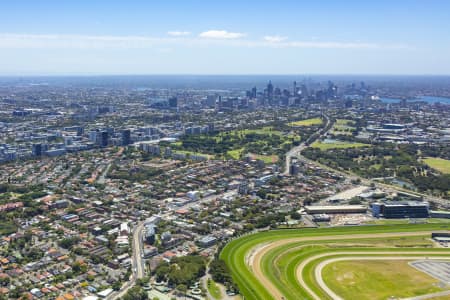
209, 259, 232, 284
112, 281, 122, 291
176, 284, 187, 298
121, 286, 148, 300
290, 211, 302, 220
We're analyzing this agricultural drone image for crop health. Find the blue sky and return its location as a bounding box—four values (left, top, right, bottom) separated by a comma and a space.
0, 0, 449, 75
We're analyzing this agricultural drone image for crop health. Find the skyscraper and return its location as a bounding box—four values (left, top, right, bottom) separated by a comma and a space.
267, 81, 274, 100
121, 129, 131, 146
168, 96, 178, 108
32, 143, 42, 156
251, 86, 257, 99
100, 131, 109, 147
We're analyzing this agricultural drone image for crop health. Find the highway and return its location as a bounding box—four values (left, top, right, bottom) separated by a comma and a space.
284, 113, 331, 175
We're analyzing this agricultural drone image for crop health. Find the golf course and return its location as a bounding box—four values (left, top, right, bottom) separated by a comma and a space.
220, 223, 450, 300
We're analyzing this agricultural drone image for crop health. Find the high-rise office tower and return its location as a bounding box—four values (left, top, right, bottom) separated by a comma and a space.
100, 131, 109, 147
168, 96, 178, 108
267, 81, 274, 99
121, 129, 131, 146
32, 143, 42, 156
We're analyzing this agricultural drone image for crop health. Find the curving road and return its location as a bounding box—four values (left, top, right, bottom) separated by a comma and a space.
284, 114, 331, 175
313, 255, 450, 300
110, 222, 145, 299
248, 231, 445, 300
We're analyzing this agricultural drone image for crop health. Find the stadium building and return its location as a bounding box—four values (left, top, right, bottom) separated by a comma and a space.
371, 201, 429, 218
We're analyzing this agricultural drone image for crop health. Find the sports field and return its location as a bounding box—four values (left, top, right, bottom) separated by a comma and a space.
288, 117, 323, 127
423, 157, 450, 174
220, 223, 450, 300
311, 139, 370, 150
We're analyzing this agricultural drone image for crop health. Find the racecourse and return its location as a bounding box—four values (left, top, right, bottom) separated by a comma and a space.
220, 223, 450, 300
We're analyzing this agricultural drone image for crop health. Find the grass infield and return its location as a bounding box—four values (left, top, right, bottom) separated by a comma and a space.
220, 223, 450, 300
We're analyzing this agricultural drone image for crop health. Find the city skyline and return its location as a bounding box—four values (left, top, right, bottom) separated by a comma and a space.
1, 0, 450, 75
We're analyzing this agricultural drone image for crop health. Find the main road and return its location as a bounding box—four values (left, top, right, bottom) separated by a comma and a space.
110, 221, 146, 299
284, 113, 331, 175
110, 190, 236, 299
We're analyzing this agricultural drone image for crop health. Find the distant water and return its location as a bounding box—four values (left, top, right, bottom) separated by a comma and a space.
380, 96, 450, 104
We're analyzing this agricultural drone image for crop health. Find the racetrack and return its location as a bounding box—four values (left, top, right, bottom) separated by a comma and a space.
313, 255, 450, 300
220, 224, 450, 300
251, 231, 437, 300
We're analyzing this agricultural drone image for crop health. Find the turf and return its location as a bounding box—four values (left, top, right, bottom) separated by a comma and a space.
330, 119, 356, 135
311, 140, 370, 150
247, 153, 279, 163
227, 148, 244, 159
207, 279, 222, 299
289, 118, 323, 127
173, 150, 212, 159
0, 221, 17, 235
268, 236, 435, 300
423, 157, 450, 174
300, 251, 449, 300
322, 260, 443, 300
220, 223, 450, 300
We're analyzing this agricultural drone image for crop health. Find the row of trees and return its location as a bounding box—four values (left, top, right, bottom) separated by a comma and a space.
303, 143, 450, 196
153, 255, 207, 286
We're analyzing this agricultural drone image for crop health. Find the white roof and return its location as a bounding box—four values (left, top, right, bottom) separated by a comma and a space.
97, 288, 113, 297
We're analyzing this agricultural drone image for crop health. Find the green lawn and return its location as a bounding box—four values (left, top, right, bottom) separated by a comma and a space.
220, 223, 450, 300
322, 260, 442, 300
207, 279, 222, 299
176, 126, 295, 162
173, 150, 212, 159
289, 118, 323, 127
364, 219, 411, 225
0, 221, 17, 235
331, 119, 356, 136
311, 140, 370, 150
248, 153, 279, 164
423, 157, 450, 174
335, 119, 356, 126
265, 234, 437, 300
240, 127, 283, 136
227, 148, 245, 159
218, 127, 283, 138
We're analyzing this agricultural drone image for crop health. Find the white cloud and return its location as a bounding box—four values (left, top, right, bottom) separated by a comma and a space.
199, 30, 246, 39
280, 41, 379, 49
263, 35, 288, 43
167, 31, 191, 37
0, 33, 409, 50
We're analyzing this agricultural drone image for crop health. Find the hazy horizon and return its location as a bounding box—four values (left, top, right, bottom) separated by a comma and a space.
1, 1, 450, 75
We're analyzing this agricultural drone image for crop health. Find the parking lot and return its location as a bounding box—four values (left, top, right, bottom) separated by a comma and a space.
410, 260, 450, 284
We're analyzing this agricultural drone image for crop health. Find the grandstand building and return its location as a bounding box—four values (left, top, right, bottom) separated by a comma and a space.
371, 201, 429, 218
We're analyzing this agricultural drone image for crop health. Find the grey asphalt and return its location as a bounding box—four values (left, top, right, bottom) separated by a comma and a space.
410, 260, 450, 284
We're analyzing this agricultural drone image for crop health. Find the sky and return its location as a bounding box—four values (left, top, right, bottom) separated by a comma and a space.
1, 0, 450, 75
